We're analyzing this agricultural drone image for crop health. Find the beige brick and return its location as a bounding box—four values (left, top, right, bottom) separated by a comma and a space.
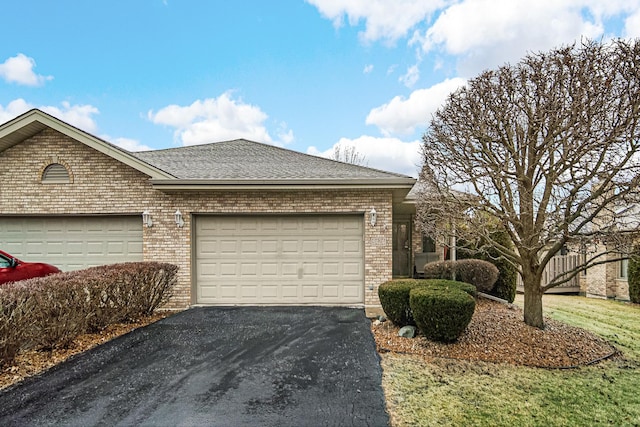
1, 129, 395, 309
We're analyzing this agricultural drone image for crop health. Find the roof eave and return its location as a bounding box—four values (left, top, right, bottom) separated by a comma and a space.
0, 109, 175, 180
150, 177, 417, 191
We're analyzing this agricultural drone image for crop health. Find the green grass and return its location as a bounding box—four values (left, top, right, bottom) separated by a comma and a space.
523, 295, 640, 359
381, 295, 640, 427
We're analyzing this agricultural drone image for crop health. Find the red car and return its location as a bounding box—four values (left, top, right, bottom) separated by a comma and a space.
0, 250, 61, 285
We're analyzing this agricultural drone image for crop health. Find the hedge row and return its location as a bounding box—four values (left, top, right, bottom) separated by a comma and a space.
378, 279, 476, 342
0, 262, 178, 367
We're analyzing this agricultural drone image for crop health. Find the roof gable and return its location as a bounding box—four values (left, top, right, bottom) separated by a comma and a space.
0, 109, 174, 180
0, 110, 416, 193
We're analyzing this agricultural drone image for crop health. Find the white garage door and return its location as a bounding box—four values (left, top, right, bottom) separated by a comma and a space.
196, 215, 364, 305
0, 216, 143, 271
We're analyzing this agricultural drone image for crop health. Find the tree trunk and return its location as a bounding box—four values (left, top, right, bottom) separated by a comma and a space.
522, 273, 544, 328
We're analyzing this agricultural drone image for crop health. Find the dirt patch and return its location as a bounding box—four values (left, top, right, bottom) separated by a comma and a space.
372, 298, 618, 368
0, 312, 176, 390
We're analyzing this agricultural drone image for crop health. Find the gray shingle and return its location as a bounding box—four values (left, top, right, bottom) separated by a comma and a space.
132, 139, 412, 180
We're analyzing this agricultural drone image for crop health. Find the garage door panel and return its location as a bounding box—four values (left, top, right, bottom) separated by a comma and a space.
344, 239, 362, 253
196, 215, 364, 305
282, 240, 299, 253
0, 217, 143, 271
302, 240, 319, 253
281, 263, 298, 276
261, 263, 278, 276
199, 240, 218, 255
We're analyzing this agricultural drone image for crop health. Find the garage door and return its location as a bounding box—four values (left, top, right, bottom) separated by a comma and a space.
196, 215, 364, 305
0, 216, 143, 271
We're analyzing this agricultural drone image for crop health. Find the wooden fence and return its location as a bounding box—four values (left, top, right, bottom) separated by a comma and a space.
517, 254, 582, 294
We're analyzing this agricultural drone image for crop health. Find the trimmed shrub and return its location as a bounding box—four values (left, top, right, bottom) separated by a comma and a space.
457, 230, 518, 302
423, 260, 457, 281
0, 283, 38, 365
85, 262, 178, 330
455, 259, 499, 293
0, 262, 178, 367
424, 279, 477, 297
628, 248, 640, 304
423, 259, 498, 293
410, 285, 476, 342
378, 279, 423, 326
378, 279, 477, 328
27, 275, 93, 349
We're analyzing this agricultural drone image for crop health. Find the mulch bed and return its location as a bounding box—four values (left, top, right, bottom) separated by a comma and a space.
372, 298, 618, 368
0, 312, 175, 390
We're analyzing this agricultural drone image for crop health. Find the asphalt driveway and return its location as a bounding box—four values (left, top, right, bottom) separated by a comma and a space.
0, 306, 388, 426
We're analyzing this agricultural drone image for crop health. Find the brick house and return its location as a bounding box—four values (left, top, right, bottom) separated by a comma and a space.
0, 109, 418, 310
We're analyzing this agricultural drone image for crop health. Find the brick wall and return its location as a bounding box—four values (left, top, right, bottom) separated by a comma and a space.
0, 129, 394, 308
583, 244, 630, 301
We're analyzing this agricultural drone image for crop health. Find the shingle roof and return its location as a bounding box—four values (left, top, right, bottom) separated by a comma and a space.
132, 139, 412, 181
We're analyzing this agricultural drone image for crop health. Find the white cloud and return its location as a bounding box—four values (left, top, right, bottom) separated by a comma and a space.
0, 54, 53, 86
625, 10, 640, 37
104, 136, 152, 152
306, 0, 445, 43
0, 99, 99, 133
363, 64, 374, 74
0, 99, 147, 152
41, 102, 100, 133
399, 64, 420, 88
0, 98, 32, 123
412, 0, 614, 76
308, 135, 421, 177
276, 121, 295, 145
148, 92, 285, 146
366, 77, 466, 136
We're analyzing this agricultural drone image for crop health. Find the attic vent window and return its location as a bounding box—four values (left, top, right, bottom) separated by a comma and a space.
42, 163, 71, 184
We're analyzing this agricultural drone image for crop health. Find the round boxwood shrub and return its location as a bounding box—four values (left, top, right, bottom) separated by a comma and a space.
409, 285, 476, 343
423, 260, 498, 293
423, 260, 457, 281
378, 279, 477, 328
628, 248, 640, 304
378, 279, 423, 326
422, 279, 477, 297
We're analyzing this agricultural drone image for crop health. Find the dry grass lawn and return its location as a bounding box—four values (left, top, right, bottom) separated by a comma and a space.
379, 294, 640, 427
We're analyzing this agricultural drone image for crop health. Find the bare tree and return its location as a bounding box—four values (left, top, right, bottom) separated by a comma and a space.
418, 39, 640, 328
332, 143, 368, 166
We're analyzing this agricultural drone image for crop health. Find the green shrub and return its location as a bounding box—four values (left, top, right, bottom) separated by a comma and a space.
423, 260, 498, 293
628, 248, 640, 304
491, 262, 518, 302
378, 279, 477, 328
457, 229, 518, 303
378, 279, 423, 326
424, 279, 477, 297
410, 286, 476, 342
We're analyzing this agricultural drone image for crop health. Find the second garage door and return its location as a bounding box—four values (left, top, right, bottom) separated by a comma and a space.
195, 215, 364, 305
0, 216, 143, 271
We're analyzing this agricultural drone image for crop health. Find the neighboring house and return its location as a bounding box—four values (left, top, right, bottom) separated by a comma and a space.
580, 250, 630, 301
0, 109, 417, 310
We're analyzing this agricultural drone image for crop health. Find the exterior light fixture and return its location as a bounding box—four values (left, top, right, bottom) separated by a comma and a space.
370, 208, 377, 227
142, 210, 153, 228
175, 210, 184, 228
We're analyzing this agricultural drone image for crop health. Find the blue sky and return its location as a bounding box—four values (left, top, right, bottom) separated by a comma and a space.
1, 1, 639, 177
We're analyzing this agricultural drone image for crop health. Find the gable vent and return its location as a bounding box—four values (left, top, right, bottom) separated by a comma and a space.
42, 163, 71, 184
